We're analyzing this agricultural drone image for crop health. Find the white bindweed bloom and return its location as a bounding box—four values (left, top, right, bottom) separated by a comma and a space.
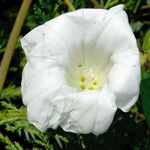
21, 4, 140, 135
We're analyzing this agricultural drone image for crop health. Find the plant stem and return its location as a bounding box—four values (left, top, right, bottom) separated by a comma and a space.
64, 0, 75, 11
90, 0, 101, 8
133, 0, 141, 14
0, 0, 32, 92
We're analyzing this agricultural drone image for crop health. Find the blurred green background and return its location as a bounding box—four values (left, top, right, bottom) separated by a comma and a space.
0, 0, 150, 149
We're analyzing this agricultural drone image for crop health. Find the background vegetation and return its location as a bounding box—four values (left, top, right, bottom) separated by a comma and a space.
0, 0, 150, 149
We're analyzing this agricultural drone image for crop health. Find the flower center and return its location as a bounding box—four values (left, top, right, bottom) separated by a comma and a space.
66, 63, 107, 91
66, 50, 111, 91
79, 68, 101, 90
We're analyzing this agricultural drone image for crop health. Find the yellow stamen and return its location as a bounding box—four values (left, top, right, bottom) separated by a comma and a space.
80, 83, 86, 90
93, 80, 97, 85
80, 76, 85, 82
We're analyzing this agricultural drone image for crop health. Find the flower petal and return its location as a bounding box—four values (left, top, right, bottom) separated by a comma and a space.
21, 25, 45, 57
21, 9, 109, 68
27, 91, 52, 131
21, 58, 74, 105
108, 61, 140, 112
44, 9, 109, 68
92, 84, 117, 135
26, 84, 78, 131
50, 85, 117, 135
94, 4, 136, 58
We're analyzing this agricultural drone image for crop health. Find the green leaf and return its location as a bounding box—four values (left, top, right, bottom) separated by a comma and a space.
0, 133, 23, 150
141, 70, 150, 127
141, 68, 150, 79
1, 86, 21, 100
130, 21, 143, 33
142, 29, 150, 61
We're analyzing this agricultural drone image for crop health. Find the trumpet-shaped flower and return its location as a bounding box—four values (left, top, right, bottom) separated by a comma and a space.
21, 5, 140, 135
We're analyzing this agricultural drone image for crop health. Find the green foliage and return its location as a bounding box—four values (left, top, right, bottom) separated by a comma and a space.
0, 101, 54, 149
143, 29, 150, 52
0, 0, 150, 149
141, 69, 150, 128
0, 133, 23, 150
1, 86, 21, 100
141, 78, 150, 128
26, 0, 64, 28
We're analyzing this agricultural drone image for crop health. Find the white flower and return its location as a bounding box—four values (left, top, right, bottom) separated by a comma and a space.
21, 4, 140, 135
